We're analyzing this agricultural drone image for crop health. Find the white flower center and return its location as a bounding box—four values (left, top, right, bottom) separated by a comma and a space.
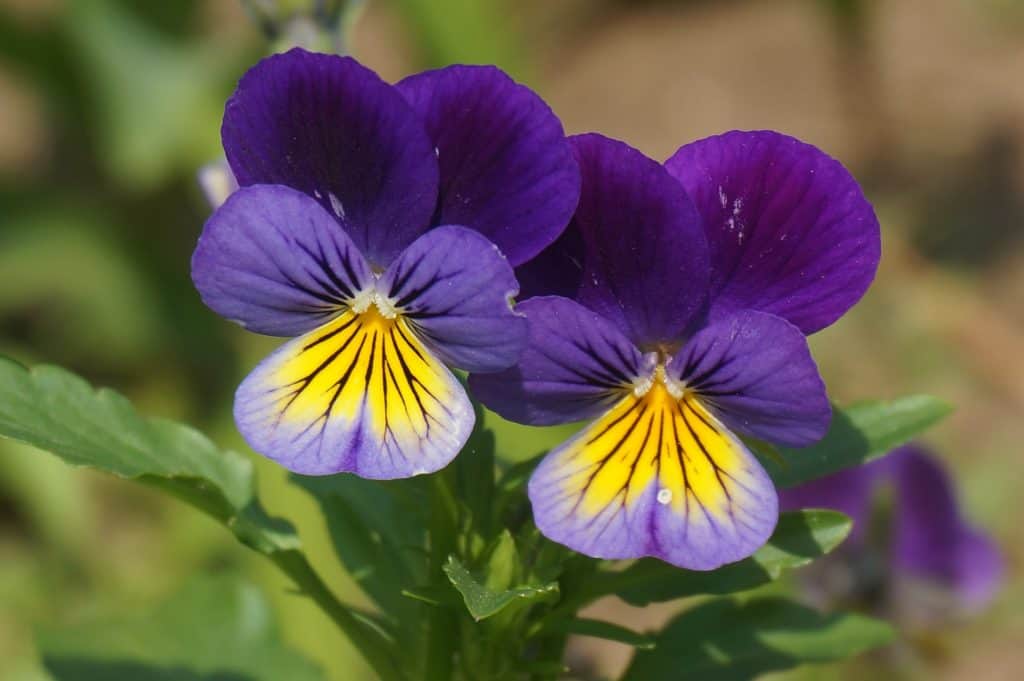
632, 361, 686, 400
350, 287, 399, 319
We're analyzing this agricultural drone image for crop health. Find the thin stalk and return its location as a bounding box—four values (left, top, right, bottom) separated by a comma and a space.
529, 631, 571, 681
272, 550, 407, 681
144, 478, 404, 681
424, 471, 459, 680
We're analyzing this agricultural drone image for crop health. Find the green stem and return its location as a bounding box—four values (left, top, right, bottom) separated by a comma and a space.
529, 632, 571, 681
272, 550, 407, 681
536, 560, 605, 628
539, 587, 603, 627
144, 478, 404, 681
424, 472, 459, 680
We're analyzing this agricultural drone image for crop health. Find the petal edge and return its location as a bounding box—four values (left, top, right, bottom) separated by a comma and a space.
235, 310, 473, 478
397, 65, 580, 266
222, 48, 439, 265
529, 387, 777, 570
665, 130, 880, 335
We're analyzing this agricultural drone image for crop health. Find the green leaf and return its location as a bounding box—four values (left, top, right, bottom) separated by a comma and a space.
763, 396, 952, 488
540, 618, 655, 650
443, 555, 559, 621
38, 575, 325, 681
451, 414, 497, 541
482, 529, 520, 592
496, 450, 546, 495
0, 357, 292, 553
622, 597, 895, 680
492, 450, 546, 530
0, 358, 404, 681
292, 473, 428, 623
573, 510, 850, 608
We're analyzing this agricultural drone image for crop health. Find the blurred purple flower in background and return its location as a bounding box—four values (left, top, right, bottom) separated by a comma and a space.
191, 48, 580, 478
781, 444, 1003, 619
473, 131, 881, 569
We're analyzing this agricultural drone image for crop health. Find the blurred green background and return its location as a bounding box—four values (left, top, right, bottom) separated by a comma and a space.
0, 0, 1021, 679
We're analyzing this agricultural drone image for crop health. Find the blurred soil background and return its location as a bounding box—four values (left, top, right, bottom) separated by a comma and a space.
0, 0, 1021, 679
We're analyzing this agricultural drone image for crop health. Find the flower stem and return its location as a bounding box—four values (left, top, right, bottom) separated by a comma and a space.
424, 471, 459, 680
270, 550, 406, 681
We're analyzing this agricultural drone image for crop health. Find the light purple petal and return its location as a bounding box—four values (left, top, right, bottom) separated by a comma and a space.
529, 391, 777, 570
570, 133, 710, 347
468, 296, 645, 426
397, 66, 580, 266
667, 310, 831, 448
889, 446, 1003, 610
191, 185, 373, 337
947, 528, 1004, 611
234, 309, 473, 478
379, 225, 526, 373
222, 48, 439, 266
664, 130, 880, 335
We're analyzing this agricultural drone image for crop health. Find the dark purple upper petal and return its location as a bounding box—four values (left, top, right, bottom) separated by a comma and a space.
664, 130, 880, 335
222, 48, 439, 267
397, 66, 580, 266
191, 184, 372, 337
469, 295, 645, 426
380, 226, 526, 373
570, 134, 710, 348
667, 310, 831, 448
889, 445, 1003, 609
513, 223, 586, 301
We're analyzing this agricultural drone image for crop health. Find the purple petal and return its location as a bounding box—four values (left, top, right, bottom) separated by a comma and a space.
191, 185, 373, 337
529, 390, 777, 570
889, 446, 1003, 609
222, 48, 439, 266
664, 130, 880, 335
514, 224, 586, 301
379, 225, 526, 373
778, 463, 879, 543
947, 528, 1004, 611
397, 66, 580, 266
570, 133, 710, 347
468, 296, 645, 426
666, 310, 831, 448
235, 308, 473, 478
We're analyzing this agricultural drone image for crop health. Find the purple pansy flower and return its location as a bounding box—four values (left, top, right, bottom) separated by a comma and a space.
781, 444, 1003, 614
191, 49, 580, 478
472, 131, 881, 569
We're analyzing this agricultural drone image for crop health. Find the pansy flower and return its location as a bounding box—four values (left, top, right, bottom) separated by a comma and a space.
472, 131, 881, 569
781, 444, 1003, 616
191, 49, 580, 478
